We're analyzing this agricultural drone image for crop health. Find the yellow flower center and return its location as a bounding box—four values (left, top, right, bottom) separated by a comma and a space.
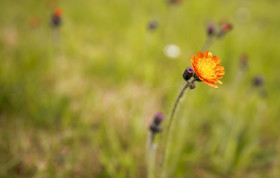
195, 57, 217, 79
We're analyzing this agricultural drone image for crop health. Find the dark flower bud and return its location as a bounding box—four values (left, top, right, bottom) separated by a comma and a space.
207, 24, 215, 36
148, 20, 158, 31
183, 67, 194, 81
154, 112, 164, 125
193, 73, 202, 82
51, 16, 61, 27
190, 83, 196, 89
150, 124, 161, 133
253, 76, 264, 87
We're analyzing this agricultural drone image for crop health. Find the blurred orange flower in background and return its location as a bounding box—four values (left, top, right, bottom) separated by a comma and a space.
54, 8, 62, 18
191, 51, 225, 88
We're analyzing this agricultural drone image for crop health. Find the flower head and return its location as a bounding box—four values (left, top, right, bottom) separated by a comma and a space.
217, 22, 233, 37
51, 8, 62, 28
191, 51, 225, 88
54, 8, 62, 18
222, 23, 232, 32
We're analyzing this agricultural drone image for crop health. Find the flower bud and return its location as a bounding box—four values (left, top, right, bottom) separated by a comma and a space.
149, 112, 164, 134
148, 19, 158, 31
190, 83, 196, 89
207, 24, 215, 36
183, 67, 194, 81
252, 76, 264, 87
154, 112, 164, 125
150, 124, 161, 133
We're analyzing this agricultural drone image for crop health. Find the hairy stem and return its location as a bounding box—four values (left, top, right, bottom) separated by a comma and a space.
161, 79, 194, 177
160, 33, 214, 178
168, 83, 190, 132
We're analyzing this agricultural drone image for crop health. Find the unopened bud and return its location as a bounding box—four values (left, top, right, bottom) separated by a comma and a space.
253, 76, 264, 87
148, 20, 158, 31
190, 83, 196, 89
183, 67, 194, 81
150, 124, 161, 133
207, 24, 215, 36
154, 112, 164, 125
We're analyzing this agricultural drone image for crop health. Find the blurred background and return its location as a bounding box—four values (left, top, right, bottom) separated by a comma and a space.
0, 0, 280, 177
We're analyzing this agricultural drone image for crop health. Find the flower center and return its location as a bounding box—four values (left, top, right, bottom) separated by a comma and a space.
196, 58, 217, 79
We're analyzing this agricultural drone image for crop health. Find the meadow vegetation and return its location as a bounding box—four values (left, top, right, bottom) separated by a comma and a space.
0, 0, 280, 177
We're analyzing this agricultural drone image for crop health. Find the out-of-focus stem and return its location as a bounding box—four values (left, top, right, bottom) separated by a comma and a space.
147, 132, 156, 178
201, 37, 213, 52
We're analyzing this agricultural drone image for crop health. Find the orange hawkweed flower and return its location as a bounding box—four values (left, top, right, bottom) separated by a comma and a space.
191, 51, 225, 88
51, 8, 62, 27
54, 8, 62, 18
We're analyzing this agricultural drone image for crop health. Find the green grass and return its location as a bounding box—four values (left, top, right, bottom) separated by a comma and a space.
0, 0, 280, 177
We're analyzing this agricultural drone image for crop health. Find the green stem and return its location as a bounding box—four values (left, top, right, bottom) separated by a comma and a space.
147, 132, 156, 178
161, 79, 194, 178
201, 37, 213, 52
160, 32, 215, 178
168, 83, 190, 132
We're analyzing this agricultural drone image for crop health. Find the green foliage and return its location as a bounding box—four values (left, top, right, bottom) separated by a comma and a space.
0, 0, 280, 177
